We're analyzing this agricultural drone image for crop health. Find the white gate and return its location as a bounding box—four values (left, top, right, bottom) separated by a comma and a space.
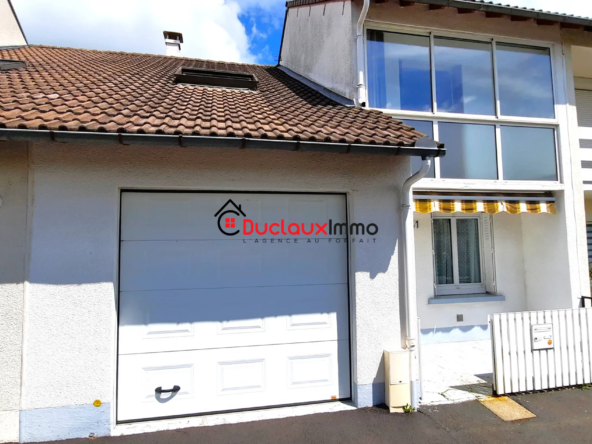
490, 308, 592, 395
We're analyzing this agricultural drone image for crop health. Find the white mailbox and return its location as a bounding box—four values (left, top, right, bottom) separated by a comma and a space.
531, 323, 554, 350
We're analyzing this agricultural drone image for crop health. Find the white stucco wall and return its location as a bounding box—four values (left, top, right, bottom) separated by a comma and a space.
521, 200, 576, 310
415, 206, 577, 342
0, 0, 26, 47
280, 1, 357, 100
0, 142, 29, 443
9, 140, 410, 440
414, 212, 528, 343
562, 44, 592, 301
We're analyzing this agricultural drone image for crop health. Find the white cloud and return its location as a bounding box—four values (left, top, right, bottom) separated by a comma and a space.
11, 0, 284, 63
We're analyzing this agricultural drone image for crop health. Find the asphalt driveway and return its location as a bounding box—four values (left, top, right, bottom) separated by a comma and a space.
34, 388, 592, 444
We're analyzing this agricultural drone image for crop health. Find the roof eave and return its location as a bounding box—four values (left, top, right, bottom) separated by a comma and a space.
396, 0, 592, 27
286, 0, 592, 28
0, 128, 445, 158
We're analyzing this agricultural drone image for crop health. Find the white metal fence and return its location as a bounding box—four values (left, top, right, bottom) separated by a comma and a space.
490, 308, 592, 395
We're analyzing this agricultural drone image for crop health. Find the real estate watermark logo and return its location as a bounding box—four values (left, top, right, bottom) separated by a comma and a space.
214, 199, 378, 244
214, 199, 246, 236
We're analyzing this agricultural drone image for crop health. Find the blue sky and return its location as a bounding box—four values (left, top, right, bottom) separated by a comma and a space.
10, 0, 592, 65
237, 2, 285, 64
11, 0, 286, 65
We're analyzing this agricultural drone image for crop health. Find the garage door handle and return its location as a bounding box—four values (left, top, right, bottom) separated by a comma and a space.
155, 385, 180, 394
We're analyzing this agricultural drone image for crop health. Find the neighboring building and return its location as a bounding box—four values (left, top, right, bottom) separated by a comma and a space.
576, 65, 592, 270
281, 0, 592, 339
0, 0, 591, 442
0, 0, 26, 47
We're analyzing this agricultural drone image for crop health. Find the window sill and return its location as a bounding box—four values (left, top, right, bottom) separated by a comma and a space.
428, 294, 505, 305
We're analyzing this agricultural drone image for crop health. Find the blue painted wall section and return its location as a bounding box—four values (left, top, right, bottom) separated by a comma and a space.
354, 382, 385, 407
20, 403, 110, 442
420, 324, 490, 344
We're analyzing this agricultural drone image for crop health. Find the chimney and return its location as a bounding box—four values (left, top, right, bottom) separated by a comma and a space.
163, 31, 183, 57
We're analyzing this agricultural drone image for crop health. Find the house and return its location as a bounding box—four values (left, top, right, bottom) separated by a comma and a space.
0, 0, 591, 442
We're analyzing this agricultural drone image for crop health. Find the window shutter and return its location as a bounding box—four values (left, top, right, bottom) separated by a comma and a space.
481, 214, 497, 294
575, 89, 592, 128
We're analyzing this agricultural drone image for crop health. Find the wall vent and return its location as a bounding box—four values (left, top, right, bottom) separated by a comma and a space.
174, 67, 258, 91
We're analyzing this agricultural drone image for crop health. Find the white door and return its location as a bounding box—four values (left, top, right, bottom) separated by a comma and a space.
117, 192, 351, 422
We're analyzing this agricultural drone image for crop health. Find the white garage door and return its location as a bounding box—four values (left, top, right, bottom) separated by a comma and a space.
117, 192, 351, 422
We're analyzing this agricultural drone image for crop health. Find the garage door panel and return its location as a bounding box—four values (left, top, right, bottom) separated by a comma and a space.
117, 340, 350, 422
120, 240, 347, 292
121, 193, 347, 241
118, 192, 350, 421
118, 284, 349, 354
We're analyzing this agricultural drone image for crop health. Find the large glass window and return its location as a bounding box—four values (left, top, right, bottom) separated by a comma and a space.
367, 31, 432, 111
368, 30, 559, 182
501, 126, 557, 180
434, 38, 495, 115
496, 44, 555, 118
400, 119, 435, 178
366, 31, 556, 118
439, 123, 497, 179
433, 216, 485, 295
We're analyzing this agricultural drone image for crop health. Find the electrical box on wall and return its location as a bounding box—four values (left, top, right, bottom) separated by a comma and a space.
531, 324, 554, 350
383, 350, 411, 413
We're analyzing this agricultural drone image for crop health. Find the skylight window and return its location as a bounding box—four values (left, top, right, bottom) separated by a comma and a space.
174, 67, 258, 91
0, 59, 26, 71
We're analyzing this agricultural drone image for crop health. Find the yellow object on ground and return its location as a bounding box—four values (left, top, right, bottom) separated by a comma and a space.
479, 396, 536, 422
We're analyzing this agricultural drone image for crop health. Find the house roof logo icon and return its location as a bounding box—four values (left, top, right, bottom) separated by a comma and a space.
215, 199, 246, 236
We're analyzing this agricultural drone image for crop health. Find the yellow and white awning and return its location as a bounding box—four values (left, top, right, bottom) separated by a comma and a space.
413, 193, 556, 215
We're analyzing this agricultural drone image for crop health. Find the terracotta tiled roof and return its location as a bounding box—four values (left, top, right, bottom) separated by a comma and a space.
0, 45, 431, 147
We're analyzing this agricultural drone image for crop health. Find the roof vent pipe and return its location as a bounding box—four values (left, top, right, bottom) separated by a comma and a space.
355, 0, 370, 107
163, 31, 183, 57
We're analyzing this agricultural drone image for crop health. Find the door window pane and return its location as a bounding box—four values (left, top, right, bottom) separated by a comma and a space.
500, 126, 557, 180
400, 119, 435, 178
433, 219, 453, 285
456, 219, 481, 284
439, 123, 497, 179
367, 31, 432, 111
496, 44, 554, 118
435, 38, 495, 115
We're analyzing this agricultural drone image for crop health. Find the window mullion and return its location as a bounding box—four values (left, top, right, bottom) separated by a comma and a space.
495, 125, 504, 180
492, 39, 501, 118
433, 121, 441, 178
430, 32, 437, 114
451, 218, 460, 285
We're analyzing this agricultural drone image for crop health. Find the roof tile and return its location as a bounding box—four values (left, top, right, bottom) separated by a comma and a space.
0, 45, 436, 147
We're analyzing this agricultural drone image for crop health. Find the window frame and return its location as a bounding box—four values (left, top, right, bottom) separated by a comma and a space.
365, 23, 562, 185
431, 213, 487, 296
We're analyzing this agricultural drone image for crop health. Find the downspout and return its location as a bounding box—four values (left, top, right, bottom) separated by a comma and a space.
356, 0, 370, 107
400, 156, 432, 409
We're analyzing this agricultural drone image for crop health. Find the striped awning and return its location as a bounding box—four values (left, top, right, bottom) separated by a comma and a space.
413, 192, 556, 215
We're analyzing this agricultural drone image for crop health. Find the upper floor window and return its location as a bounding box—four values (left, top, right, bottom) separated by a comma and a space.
434, 38, 495, 116
496, 44, 554, 118
367, 31, 431, 111
367, 30, 555, 119
403, 119, 558, 181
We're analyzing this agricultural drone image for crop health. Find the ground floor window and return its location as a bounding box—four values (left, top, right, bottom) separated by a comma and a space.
432, 215, 490, 296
